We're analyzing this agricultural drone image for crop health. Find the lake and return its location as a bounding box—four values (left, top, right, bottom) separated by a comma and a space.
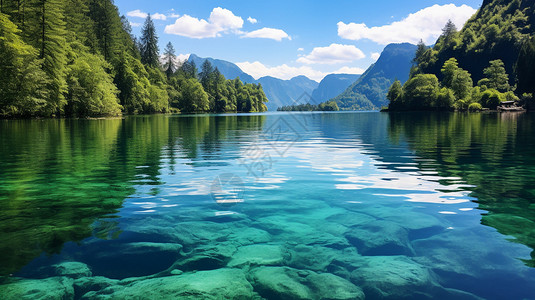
1, 112, 534, 299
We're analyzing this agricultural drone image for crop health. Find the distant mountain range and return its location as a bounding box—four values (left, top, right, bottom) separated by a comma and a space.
187, 55, 322, 111
331, 43, 417, 110
187, 43, 416, 111
311, 74, 361, 103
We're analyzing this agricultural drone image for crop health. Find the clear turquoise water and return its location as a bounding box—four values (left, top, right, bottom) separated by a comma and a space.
1, 112, 535, 299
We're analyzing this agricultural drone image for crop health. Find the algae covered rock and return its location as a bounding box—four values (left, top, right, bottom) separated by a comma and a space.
228, 244, 286, 267
251, 266, 312, 300
53, 261, 92, 279
251, 266, 364, 300
1, 277, 74, 300
89, 268, 257, 299
174, 242, 237, 271
74, 276, 118, 297
351, 255, 437, 299
286, 245, 336, 271
345, 220, 414, 256
307, 272, 365, 300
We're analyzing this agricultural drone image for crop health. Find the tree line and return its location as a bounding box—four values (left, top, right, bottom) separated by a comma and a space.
277, 101, 339, 112
386, 0, 535, 111
0, 1, 267, 118
387, 17, 534, 111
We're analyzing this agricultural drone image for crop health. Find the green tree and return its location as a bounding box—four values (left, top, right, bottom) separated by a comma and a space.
162, 42, 176, 79
478, 59, 510, 92
0, 13, 48, 117
451, 69, 473, 100
178, 78, 209, 113
441, 58, 459, 88
516, 37, 535, 95
387, 80, 403, 108
140, 14, 159, 67
180, 60, 197, 79
402, 74, 440, 109
440, 19, 458, 46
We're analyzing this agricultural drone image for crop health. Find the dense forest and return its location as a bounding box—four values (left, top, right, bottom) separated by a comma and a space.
277, 100, 339, 112
0, 0, 267, 118
386, 0, 535, 111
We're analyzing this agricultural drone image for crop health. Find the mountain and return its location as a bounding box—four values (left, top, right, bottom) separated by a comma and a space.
257, 76, 319, 111
418, 0, 535, 93
332, 43, 417, 110
188, 54, 256, 83
188, 54, 319, 111
311, 74, 361, 103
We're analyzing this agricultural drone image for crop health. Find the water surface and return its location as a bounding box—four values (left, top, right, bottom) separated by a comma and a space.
1, 112, 534, 299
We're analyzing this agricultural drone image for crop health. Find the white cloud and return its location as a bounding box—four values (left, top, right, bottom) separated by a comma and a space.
371, 52, 380, 61
209, 7, 244, 30
242, 27, 291, 41
297, 48, 304, 51
333, 66, 365, 75
130, 22, 141, 28
247, 17, 258, 24
127, 9, 148, 19
236, 61, 326, 81
297, 43, 365, 65
338, 4, 477, 45
165, 7, 243, 39
152, 13, 167, 20
168, 13, 180, 18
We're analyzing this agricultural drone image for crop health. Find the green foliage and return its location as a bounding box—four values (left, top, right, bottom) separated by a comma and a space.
277, 100, 339, 112
0, 13, 48, 117
401, 74, 440, 109
468, 102, 483, 111
416, 0, 534, 86
479, 89, 505, 109
162, 42, 176, 79
478, 59, 510, 92
0, 1, 268, 118
516, 37, 535, 95
140, 15, 159, 68
65, 41, 121, 117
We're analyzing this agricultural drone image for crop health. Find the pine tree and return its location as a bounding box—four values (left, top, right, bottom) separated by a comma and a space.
441, 19, 458, 45
140, 14, 159, 67
413, 39, 428, 65
162, 42, 176, 79
478, 59, 510, 92
25, 0, 68, 115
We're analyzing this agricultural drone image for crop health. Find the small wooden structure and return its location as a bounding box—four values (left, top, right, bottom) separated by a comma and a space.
497, 101, 525, 112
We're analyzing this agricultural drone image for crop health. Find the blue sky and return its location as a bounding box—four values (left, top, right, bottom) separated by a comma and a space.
116, 0, 483, 81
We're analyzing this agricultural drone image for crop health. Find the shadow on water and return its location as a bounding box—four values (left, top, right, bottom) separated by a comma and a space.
384, 112, 535, 267
0, 114, 266, 276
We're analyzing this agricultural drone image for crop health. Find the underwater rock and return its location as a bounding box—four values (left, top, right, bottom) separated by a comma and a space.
228, 244, 286, 267
251, 266, 364, 300
1, 277, 74, 300
286, 245, 336, 271
228, 227, 272, 246
307, 272, 365, 300
350, 255, 437, 299
326, 211, 377, 228
250, 266, 312, 300
86, 268, 258, 299
74, 276, 118, 297
345, 220, 414, 256
174, 242, 237, 271
174, 221, 233, 248
412, 227, 530, 279
53, 261, 92, 279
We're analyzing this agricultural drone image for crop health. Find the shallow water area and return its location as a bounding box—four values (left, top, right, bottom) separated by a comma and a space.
1, 112, 535, 299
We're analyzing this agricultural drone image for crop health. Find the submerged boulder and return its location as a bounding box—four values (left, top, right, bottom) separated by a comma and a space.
86, 268, 257, 299
345, 220, 414, 256
53, 261, 92, 279
1, 277, 74, 300
351, 255, 438, 299
228, 244, 286, 267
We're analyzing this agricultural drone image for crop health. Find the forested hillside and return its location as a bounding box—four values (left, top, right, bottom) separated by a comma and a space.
332, 43, 417, 110
387, 0, 535, 111
0, 1, 267, 118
